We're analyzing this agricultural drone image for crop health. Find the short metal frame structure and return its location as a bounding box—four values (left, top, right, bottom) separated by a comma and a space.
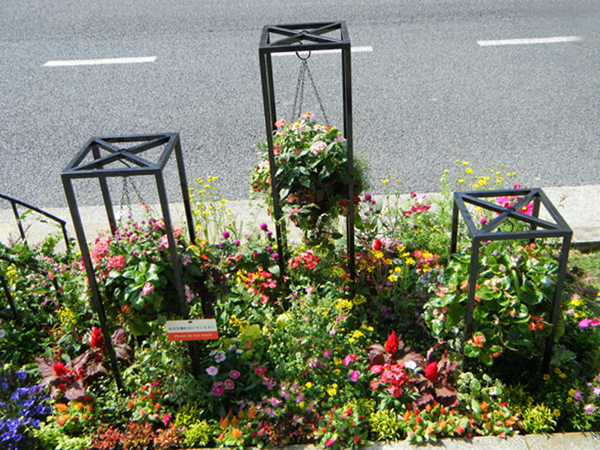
259, 22, 356, 278
0, 193, 70, 248
61, 133, 199, 387
450, 188, 573, 372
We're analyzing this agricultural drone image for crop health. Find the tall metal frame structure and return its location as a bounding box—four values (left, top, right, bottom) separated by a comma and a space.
450, 188, 573, 372
259, 22, 356, 278
61, 133, 200, 386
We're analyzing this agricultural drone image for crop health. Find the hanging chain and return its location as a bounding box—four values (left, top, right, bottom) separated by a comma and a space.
117, 160, 149, 226
290, 54, 330, 125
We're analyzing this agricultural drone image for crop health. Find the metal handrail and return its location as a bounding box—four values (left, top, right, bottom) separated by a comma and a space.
0, 193, 70, 247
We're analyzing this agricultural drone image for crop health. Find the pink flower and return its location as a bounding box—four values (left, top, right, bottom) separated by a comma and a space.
184, 285, 194, 303
162, 413, 172, 426
206, 366, 218, 376
222, 230, 230, 239
325, 438, 337, 448
350, 370, 361, 382
212, 382, 224, 396
388, 385, 402, 397
310, 141, 327, 155
107, 255, 126, 272
579, 317, 600, 328
343, 353, 357, 366
230, 370, 240, 379
260, 223, 269, 231
141, 282, 154, 296
254, 365, 266, 376
215, 352, 226, 363
275, 118, 286, 127
225, 379, 235, 390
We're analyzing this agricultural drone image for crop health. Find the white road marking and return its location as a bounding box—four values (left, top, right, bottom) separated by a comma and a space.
274, 46, 373, 56
477, 36, 583, 46
44, 56, 157, 67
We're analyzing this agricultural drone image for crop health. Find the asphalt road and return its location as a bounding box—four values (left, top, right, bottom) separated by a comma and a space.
0, 0, 598, 209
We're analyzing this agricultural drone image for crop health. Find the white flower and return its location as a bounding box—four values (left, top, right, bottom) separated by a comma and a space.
0, 329, 5, 339
215, 351, 226, 363
404, 360, 417, 370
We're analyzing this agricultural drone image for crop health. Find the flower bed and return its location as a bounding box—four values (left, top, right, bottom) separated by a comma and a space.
0, 162, 599, 450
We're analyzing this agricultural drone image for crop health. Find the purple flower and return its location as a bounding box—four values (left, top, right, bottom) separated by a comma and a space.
234, 240, 240, 246
574, 390, 584, 401
584, 404, 597, 415
308, 358, 319, 368
272, 252, 279, 260
260, 223, 269, 231
222, 230, 230, 239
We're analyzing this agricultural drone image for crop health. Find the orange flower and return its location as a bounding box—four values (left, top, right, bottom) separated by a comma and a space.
74, 402, 84, 410
56, 403, 68, 413
232, 428, 243, 439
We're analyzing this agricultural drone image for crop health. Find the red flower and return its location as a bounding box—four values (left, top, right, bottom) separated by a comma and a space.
385, 330, 399, 354
88, 327, 104, 348
425, 362, 439, 382
373, 239, 383, 251
53, 362, 69, 377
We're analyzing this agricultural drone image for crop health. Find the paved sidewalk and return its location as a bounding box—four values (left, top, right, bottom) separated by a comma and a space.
1, 185, 599, 249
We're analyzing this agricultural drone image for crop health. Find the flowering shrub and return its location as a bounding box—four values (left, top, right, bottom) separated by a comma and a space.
423, 241, 560, 365
251, 113, 366, 241
92, 217, 220, 335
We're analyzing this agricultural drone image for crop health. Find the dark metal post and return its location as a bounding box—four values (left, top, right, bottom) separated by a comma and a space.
61, 177, 124, 390
341, 36, 355, 279
0, 271, 20, 324
259, 48, 287, 276
450, 198, 460, 255
464, 238, 480, 337
174, 137, 196, 244
155, 172, 200, 376
542, 234, 572, 372
91, 146, 117, 235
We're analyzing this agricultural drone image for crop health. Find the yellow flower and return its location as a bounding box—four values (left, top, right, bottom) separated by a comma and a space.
458, 179, 464, 183
388, 274, 398, 283
463, 161, 469, 165
466, 168, 473, 174
305, 382, 313, 389
352, 330, 364, 339
381, 178, 389, 184
327, 387, 337, 396
543, 374, 550, 381
553, 409, 561, 417
406, 257, 415, 265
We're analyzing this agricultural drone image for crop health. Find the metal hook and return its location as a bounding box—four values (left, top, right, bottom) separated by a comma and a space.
296, 50, 311, 61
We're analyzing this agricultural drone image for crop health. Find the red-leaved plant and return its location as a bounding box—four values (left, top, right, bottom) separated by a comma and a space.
366, 331, 459, 408
36, 328, 133, 400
